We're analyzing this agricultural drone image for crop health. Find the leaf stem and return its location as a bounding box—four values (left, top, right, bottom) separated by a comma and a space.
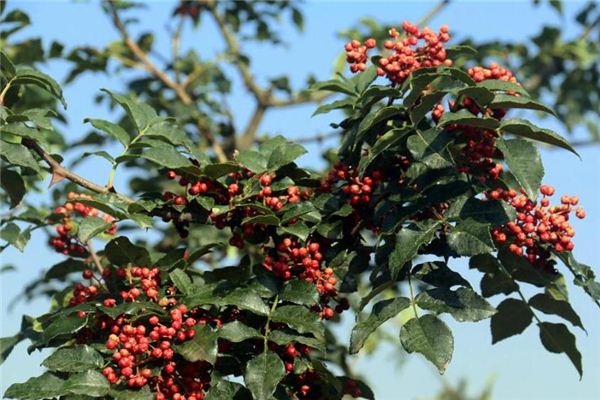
407, 273, 420, 318
263, 294, 280, 353
0, 77, 14, 106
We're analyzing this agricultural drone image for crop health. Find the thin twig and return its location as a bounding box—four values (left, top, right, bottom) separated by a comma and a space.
417, 0, 451, 28
86, 239, 105, 275
21, 138, 134, 204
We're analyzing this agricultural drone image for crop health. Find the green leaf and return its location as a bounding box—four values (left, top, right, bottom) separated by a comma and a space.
350, 297, 411, 354
1, 334, 22, 365
4, 372, 67, 400
242, 214, 280, 226
271, 305, 324, 339
556, 252, 600, 308
355, 105, 404, 145
490, 94, 556, 116
529, 293, 584, 330
437, 109, 500, 129
0, 222, 31, 252
1, 50, 16, 79
140, 144, 193, 169
279, 221, 311, 241
407, 128, 454, 169
268, 330, 325, 352
447, 219, 495, 256
244, 351, 285, 400
43, 315, 88, 343
77, 216, 112, 242
496, 138, 544, 199
1, 168, 26, 208
238, 150, 268, 173
359, 127, 412, 171
412, 262, 471, 289
0, 141, 41, 172
490, 298, 533, 344
267, 142, 307, 170
416, 287, 496, 322
110, 386, 154, 400
175, 324, 218, 363
45, 259, 87, 280
105, 236, 150, 266
14, 68, 66, 108
455, 86, 495, 108
101, 89, 156, 132
205, 379, 252, 400
280, 280, 319, 306
219, 321, 262, 343
41, 345, 104, 372
291, 8, 304, 31
312, 98, 354, 116
400, 314, 454, 374
310, 79, 356, 96
447, 196, 515, 225
538, 322, 582, 378
500, 118, 578, 156
64, 370, 110, 397
84, 118, 130, 147
169, 269, 193, 295
477, 79, 529, 96
389, 221, 441, 278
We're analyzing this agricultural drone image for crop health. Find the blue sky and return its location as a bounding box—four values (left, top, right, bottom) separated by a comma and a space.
1, 1, 599, 399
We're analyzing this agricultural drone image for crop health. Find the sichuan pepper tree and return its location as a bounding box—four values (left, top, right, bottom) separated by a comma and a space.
2, 17, 600, 400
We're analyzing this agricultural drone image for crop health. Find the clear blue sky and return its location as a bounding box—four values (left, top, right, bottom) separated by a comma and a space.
1, 1, 599, 399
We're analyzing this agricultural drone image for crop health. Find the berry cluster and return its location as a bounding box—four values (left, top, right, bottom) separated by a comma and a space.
468, 63, 517, 84
321, 162, 383, 207
345, 21, 452, 83
489, 185, 586, 271
49, 192, 116, 256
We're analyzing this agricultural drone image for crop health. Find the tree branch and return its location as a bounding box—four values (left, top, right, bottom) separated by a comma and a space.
107, 2, 228, 162
21, 138, 134, 204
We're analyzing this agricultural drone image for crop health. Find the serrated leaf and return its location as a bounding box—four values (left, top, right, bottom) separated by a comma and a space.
447, 219, 495, 256
359, 127, 412, 171
529, 293, 584, 330
456, 86, 495, 108
312, 98, 354, 116
0, 222, 31, 252
407, 128, 454, 169
310, 79, 356, 96
242, 214, 280, 226
268, 330, 324, 352
279, 221, 311, 241
140, 144, 193, 169
0, 141, 41, 172
205, 379, 252, 400
389, 221, 441, 278
169, 269, 193, 295
355, 105, 404, 145
244, 352, 285, 400
400, 314, 454, 374
4, 372, 67, 400
219, 321, 262, 343
412, 262, 471, 289
491, 298, 533, 344
175, 324, 218, 363
14, 68, 66, 108
280, 280, 319, 306
438, 109, 500, 129
490, 94, 556, 116
267, 142, 307, 170
102, 89, 156, 132
477, 79, 529, 96
447, 196, 515, 225
350, 297, 410, 354
105, 236, 150, 266
64, 370, 109, 397
77, 216, 112, 242
538, 322, 582, 378
416, 287, 496, 322
238, 150, 268, 173
500, 119, 577, 156
271, 305, 324, 339
42, 345, 104, 372
1, 168, 26, 208
496, 138, 543, 199
43, 315, 88, 343
84, 118, 130, 147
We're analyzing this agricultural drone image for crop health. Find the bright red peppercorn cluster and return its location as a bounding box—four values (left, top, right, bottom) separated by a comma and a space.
321, 161, 383, 207
345, 21, 452, 83
489, 185, 585, 271
49, 192, 116, 256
